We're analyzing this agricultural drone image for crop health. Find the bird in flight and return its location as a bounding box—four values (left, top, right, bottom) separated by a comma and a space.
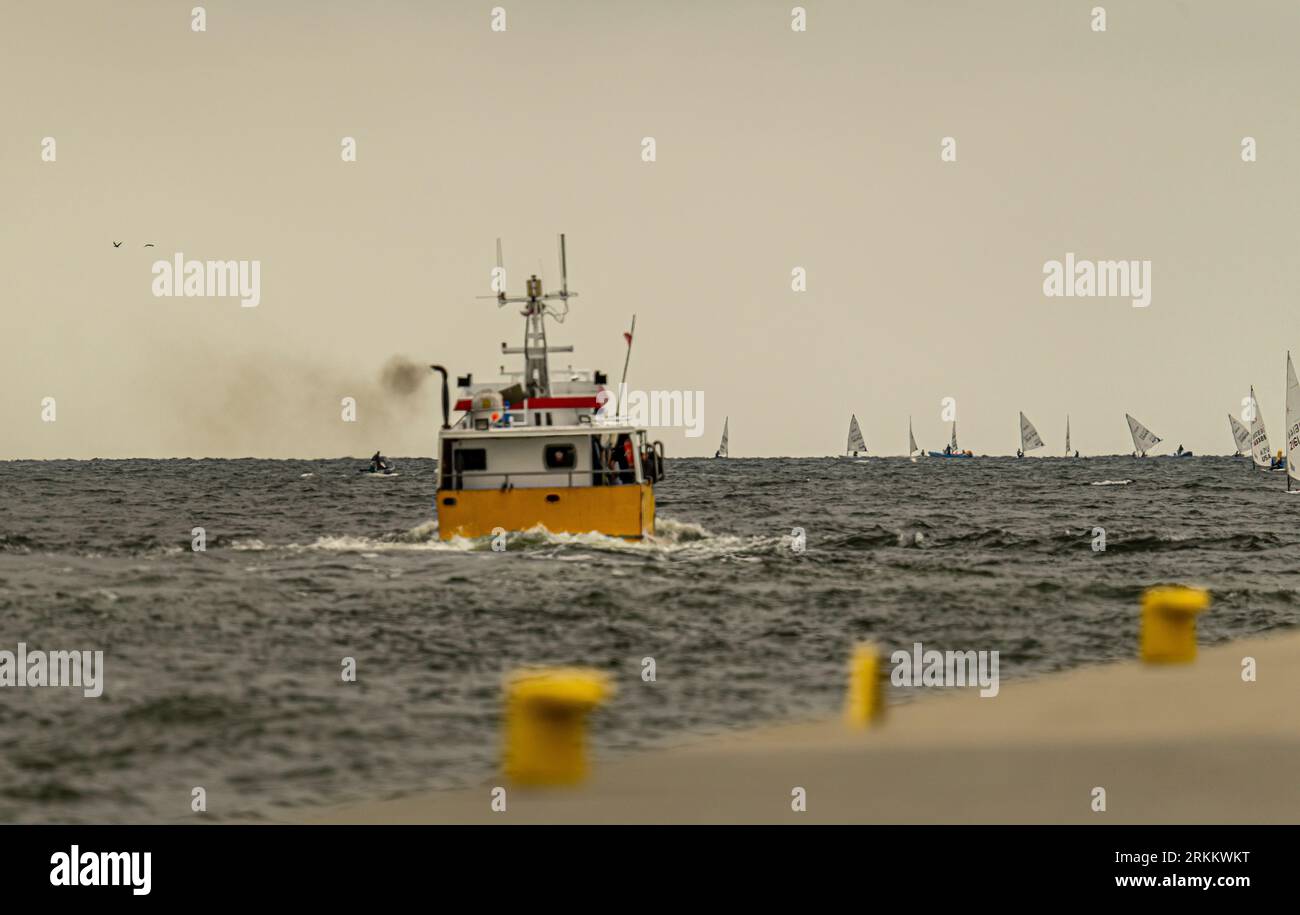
143, 243, 155, 247
112, 241, 122, 248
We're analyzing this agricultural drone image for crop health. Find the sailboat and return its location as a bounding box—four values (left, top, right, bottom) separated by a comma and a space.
1016, 412, 1044, 457
1287, 354, 1300, 491
928, 420, 973, 458
1125, 413, 1172, 457
846, 414, 867, 457
908, 416, 920, 458
1247, 386, 1282, 470
715, 417, 728, 458
1065, 414, 1078, 458
1228, 413, 1252, 457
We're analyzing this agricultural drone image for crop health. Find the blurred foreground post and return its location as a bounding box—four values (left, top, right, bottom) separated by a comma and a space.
504, 668, 611, 785
1140, 586, 1210, 664
845, 642, 885, 727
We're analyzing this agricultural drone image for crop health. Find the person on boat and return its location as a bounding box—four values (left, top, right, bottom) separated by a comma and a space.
597, 445, 622, 485
1273, 449, 1286, 469
370, 451, 389, 473
1016, 449, 1023, 459
1074, 450, 1080, 458
614, 434, 636, 484
1176, 444, 1185, 455
943, 444, 952, 456
644, 446, 659, 481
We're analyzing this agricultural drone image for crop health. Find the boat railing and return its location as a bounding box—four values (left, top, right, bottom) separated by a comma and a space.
454, 470, 579, 488
451, 469, 640, 489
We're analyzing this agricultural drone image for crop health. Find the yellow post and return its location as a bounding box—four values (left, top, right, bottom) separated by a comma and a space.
844, 642, 885, 727
503, 667, 611, 785
1140, 586, 1210, 664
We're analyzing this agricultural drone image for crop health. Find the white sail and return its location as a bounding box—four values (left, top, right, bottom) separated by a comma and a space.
1065, 415, 1071, 455
1287, 355, 1300, 490
717, 417, 729, 458
846, 414, 867, 454
1125, 413, 1161, 455
1019, 412, 1044, 452
1228, 413, 1251, 455
1248, 386, 1271, 469
950, 421, 959, 452
908, 417, 918, 455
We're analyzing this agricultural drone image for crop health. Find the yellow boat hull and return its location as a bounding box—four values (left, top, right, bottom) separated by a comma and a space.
436, 483, 655, 541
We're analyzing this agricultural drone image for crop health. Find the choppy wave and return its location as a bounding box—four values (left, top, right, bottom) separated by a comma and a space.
4, 454, 1300, 824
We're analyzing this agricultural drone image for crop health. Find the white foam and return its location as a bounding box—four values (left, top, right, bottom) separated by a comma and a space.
298, 534, 449, 553
244, 515, 785, 560
1091, 479, 1132, 486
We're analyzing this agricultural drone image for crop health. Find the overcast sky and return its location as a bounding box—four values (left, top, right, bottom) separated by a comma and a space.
3, 0, 1298, 458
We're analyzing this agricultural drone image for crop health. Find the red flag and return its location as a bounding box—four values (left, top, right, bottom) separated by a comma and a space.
623, 331, 633, 346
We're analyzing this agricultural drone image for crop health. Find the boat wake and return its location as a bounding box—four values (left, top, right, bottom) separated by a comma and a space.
1091, 479, 1133, 486
288, 516, 783, 560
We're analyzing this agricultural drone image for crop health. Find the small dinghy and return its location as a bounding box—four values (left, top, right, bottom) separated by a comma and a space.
1285, 353, 1300, 488
1016, 412, 1044, 458
845, 414, 867, 457
1228, 413, 1252, 457
1125, 413, 1165, 457
1247, 386, 1275, 470
929, 420, 973, 458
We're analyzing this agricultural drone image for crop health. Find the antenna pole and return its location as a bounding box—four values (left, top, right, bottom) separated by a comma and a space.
620, 314, 636, 389
494, 238, 506, 304
558, 233, 568, 298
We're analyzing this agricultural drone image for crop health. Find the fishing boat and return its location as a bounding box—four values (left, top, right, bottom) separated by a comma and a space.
1016, 412, 1044, 458
429, 235, 663, 541
928, 420, 973, 458
715, 417, 729, 458
1287, 354, 1300, 491
1228, 413, 1252, 457
846, 414, 867, 457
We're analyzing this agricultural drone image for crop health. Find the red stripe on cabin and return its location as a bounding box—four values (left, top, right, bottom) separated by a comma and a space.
453, 396, 602, 411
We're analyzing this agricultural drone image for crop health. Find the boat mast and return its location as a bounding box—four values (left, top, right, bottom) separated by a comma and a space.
492, 234, 579, 398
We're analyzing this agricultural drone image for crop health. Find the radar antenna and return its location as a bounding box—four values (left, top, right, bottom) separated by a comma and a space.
483, 234, 580, 398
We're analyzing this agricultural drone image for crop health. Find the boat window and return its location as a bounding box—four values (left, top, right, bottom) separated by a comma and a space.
455, 448, 487, 471
544, 444, 577, 470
